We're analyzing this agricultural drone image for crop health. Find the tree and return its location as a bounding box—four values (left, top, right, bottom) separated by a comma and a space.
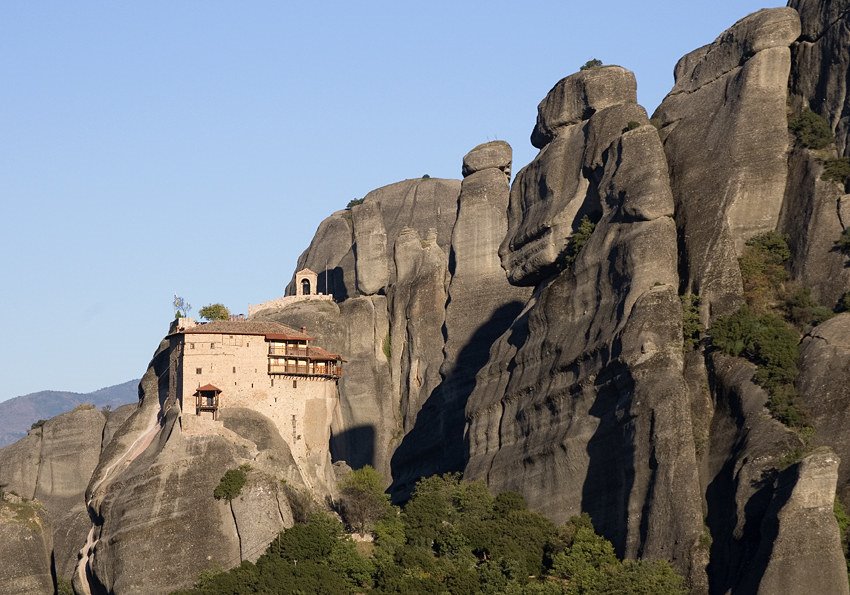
580, 58, 603, 70
198, 303, 230, 321
213, 467, 247, 501
338, 465, 394, 534
173, 294, 192, 318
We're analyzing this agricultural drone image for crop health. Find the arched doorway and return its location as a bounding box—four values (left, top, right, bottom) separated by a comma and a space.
301, 278, 311, 295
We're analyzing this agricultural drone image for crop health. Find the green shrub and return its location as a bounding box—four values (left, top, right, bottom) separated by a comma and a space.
784, 286, 834, 329
789, 110, 834, 149
198, 303, 230, 321
681, 293, 702, 349
213, 468, 247, 502
421, 174, 431, 179
565, 215, 596, 266
822, 157, 850, 183
835, 499, 850, 580
30, 419, 46, 431
347, 198, 365, 209
580, 58, 603, 70
739, 231, 791, 312
710, 307, 807, 427
836, 228, 850, 256
624, 121, 641, 133
338, 465, 394, 534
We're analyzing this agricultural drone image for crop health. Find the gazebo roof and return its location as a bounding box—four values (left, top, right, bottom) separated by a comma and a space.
194, 384, 222, 394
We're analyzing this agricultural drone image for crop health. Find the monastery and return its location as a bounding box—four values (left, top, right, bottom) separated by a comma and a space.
167, 308, 342, 462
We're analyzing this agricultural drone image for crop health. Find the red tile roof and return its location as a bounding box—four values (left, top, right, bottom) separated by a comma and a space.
194, 384, 221, 393
173, 320, 312, 341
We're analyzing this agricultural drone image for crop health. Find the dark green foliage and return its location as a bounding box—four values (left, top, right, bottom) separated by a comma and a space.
710, 307, 807, 427
681, 293, 702, 349
822, 157, 850, 183
580, 58, 603, 70
789, 110, 834, 150
338, 465, 394, 534
834, 499, 850, 581
198, 303, 230, 321
213, 468, 247, 502
738, 231, 790, 313
347, 198, 365, 209
181, 475, 686, 595
30, 419, 46, 430
837, 228, 850, 256
623, 121, 641, 133
421, 174, 431, 179
784, 286, 834, 329
565, 216, 596, 267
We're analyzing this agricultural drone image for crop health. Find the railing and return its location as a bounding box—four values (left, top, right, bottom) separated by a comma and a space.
268, 346, 309, 356
268, 364, 342, 378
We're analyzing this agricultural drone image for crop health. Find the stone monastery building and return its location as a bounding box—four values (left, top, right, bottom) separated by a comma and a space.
167, 317, 343, 462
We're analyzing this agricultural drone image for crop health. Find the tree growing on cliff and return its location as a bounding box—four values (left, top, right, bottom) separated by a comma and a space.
338, 465, 394, 535
199, 303, 231, 321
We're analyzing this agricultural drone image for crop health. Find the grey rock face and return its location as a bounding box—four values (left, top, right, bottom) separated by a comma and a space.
0, 405, 106, 579
462, 140, 512, 177
790, 0, 850, 154
745, 449, 849, 595
502, 68, 644, 286
530, 66, 637, 149
784, 2, 850, 306
287, 178, 461, 301
466, 73, 704, 580
797, 314, 850, 501
0, 496, 53, 595
654, 7, 801, 318
780, 148, 850, 306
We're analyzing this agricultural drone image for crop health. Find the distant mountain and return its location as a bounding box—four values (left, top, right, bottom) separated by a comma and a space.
0, 380, 139, 447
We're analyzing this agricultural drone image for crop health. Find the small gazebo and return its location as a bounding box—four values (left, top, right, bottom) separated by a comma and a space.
194, 384, 222, 420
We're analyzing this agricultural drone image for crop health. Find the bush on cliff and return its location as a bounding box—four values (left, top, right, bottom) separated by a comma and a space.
338, 465, 394, 534
213, 467, 247, 502
822, 157, 850, 183
789, 109, 834, 150
198, 303, 231, 321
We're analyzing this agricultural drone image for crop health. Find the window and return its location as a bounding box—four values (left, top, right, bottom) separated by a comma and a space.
189, 343, 195, 350
293, 380, 297, 389
271, 378, 274, 387
210, 343, 216, 349
232, 367, 236, 374
196, 368, 202, 375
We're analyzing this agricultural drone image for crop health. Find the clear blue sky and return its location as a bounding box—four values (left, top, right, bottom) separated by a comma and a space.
0, 1, 779, 401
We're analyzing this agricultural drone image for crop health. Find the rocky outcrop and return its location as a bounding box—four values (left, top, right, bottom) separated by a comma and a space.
286, 178, 461, 301
790, 0, 850, 155
797, 314, 850, 501
784, 1, 850, 306
743, 448, 849, 595
654, 8, 801, 319
465, 66, 704, 581
0, 404, 107, 579
0, 495, 53, 595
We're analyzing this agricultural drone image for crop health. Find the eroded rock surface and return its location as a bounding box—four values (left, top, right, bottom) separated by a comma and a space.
654, 8, 801, 319
466, 66, 704, 581
0, 405, 107, 579
0, 495, 53, 595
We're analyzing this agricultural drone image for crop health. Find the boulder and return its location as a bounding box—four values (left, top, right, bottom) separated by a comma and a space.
531, 66, 637, 149
461, 140, 512, 177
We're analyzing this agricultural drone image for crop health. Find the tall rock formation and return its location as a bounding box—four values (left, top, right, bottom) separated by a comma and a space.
783, 0, 850, 306
464, 66, 704, 581
653, 8, 801, 319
